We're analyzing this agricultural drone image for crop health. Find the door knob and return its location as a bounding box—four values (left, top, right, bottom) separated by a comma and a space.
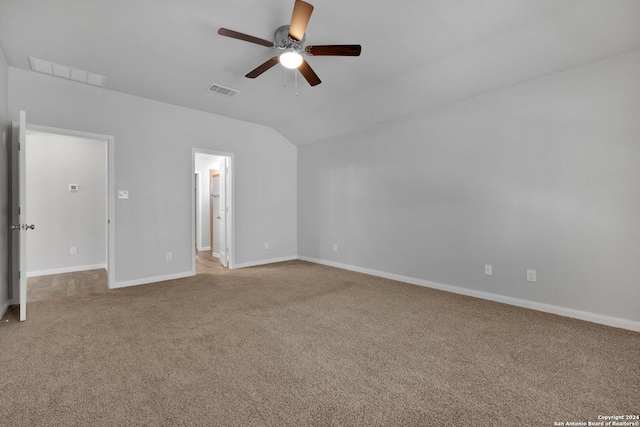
9, 224, 35, 231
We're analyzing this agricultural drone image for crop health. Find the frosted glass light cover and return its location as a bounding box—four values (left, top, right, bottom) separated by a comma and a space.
280, 51, 303, 69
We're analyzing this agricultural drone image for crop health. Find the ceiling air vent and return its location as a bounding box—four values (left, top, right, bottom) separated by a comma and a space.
29, 57, 107, 87
208, 84, 240, 97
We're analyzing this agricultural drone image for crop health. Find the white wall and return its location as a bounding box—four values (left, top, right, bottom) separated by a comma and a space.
298, 50, 640, 326
25, 131, 106, 275
9, 67, 297, 286
0, 47, 10, 315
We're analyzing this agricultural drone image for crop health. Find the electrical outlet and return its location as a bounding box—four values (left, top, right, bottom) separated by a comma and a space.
118, 190, 129, 199
333, 244, 338, 252
484, 264, 492, 275
166, 252, 172, 262
70, 246, 77, 255
264, 242, 269, 250
526, 269, 536, 282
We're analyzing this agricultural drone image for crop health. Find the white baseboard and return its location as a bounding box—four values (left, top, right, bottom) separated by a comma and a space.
111, 271, 194, 289
27, 264, 107, 278
0, 299, 11, 320
211, 252, 220, 259
233, 255, 298, 269
197, 246, 211, 251
298, 256, 640, 332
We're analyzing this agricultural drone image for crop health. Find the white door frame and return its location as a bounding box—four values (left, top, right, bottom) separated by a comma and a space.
191, 148, 234, 272
194, 171, 202, 250
19, 123, 116, 290
217, 157, 228, 268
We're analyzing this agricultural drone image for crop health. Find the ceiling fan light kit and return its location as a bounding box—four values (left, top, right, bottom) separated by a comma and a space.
280, 49, 303, 69
217, 0, 361, 87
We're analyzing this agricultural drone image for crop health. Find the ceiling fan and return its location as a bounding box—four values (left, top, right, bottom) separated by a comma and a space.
218, 0, 361, 87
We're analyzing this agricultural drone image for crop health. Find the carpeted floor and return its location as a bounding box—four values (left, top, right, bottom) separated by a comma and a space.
1, 260, 638, 426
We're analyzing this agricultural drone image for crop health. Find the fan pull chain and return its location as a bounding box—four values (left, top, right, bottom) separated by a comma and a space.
282, 67, 299, 96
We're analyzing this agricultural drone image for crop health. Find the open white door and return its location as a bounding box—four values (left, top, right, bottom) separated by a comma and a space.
218, 158, 228, 267
11, 111, 31, 321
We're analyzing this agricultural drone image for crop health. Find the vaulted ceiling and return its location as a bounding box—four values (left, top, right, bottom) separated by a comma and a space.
1, 0, 639, 145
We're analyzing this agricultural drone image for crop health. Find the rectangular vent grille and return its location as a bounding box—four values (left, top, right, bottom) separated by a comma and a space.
208, 84, 240, 97
29, 57, 107, 87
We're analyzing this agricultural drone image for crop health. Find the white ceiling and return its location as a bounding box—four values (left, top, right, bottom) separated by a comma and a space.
1, 0, 639, 146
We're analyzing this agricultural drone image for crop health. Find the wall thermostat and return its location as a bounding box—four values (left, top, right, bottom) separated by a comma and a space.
69, 184, 78, 192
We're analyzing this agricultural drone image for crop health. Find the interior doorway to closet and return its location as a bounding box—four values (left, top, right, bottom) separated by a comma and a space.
23, 128, 111, 301
192, 150, 233, 273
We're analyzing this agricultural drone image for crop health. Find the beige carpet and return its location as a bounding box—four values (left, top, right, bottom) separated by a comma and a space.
1, 260, 638, 426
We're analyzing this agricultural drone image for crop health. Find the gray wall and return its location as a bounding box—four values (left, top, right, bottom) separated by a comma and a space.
298, 50, 640, 324
9, 67, 297, 286
26, 131, 107, 275
0, 47, 10, 314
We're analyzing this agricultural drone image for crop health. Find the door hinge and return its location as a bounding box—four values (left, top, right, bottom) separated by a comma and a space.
18, 206, 21, 215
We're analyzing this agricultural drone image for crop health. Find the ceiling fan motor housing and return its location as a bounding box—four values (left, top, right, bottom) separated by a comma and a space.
274, 25, 305, 52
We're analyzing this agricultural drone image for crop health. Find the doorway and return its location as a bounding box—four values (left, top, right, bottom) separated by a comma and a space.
192, 149, 233, 274
11, 120, 114, 317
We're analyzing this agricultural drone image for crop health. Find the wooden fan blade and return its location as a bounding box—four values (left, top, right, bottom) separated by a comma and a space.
288, 0, 314, 42
305, 45, 361, 56
218, 28, 274, 48
298, 59, 321, 86
246, 57, 280, 78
